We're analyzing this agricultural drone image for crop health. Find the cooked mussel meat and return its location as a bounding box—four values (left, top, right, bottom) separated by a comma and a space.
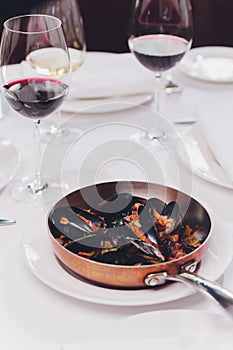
181, 224, 208, 252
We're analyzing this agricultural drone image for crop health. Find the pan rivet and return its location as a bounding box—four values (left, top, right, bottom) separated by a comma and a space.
182, 260, 198, 273
145, 272, 167, 286
145, 274, 160, 287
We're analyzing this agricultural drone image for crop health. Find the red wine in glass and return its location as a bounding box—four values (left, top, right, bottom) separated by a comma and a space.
4, 78, 68, 119
129, 34, 189, 72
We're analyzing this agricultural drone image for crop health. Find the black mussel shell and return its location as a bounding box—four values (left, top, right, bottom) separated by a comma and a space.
139, 197, 166, 219
138, 198, 166, 227
157, 235, 174, 259
137, 197, 166, 243
91, 243, 133, 265
131, 239, 165, 261
91, 243, 160, 266
64, 232, 103, 253
64, 240, 95, 255
161, 201, 179, 220
70, 206, 104, 227
95, 192, 146, 223
103, 217, 136, 247
48, 206, 104, 241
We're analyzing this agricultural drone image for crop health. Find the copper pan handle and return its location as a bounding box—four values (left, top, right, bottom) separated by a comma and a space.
144, 268, 233, 315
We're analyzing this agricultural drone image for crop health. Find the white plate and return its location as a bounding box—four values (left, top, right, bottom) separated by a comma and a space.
179, 125, 233, 189
61, 52, 154, 113
179, 46, 233, 83
62, 94, 153, 114
22, 213, 233, 306
0, 136, 20, 189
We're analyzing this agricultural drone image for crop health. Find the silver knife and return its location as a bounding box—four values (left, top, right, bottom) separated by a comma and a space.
69, 91, 154, 101
173, 119, 196, 125
0, 219, 16, 226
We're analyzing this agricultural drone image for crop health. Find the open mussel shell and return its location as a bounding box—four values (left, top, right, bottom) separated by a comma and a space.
161, 201, 180, 228
48, 206, 104, 248
48, 203, 139, 252
131, 240, 165, 261
137, 198, 180, 246
137, 197, 166, 243
91, 242, 162, 266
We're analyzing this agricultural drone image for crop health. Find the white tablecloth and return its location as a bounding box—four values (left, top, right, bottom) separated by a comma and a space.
0, 52, 233, 350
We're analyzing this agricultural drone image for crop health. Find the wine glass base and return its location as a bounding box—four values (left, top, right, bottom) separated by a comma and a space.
9, 176, 69, 205
139, 130, 167, 148
40, 125, 79, 144
146, 131, 166, 141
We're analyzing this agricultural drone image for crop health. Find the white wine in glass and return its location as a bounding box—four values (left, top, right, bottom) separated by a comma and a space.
30, 0, 86, 139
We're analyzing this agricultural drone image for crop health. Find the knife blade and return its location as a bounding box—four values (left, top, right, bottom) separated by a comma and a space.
0, 219, 16, 226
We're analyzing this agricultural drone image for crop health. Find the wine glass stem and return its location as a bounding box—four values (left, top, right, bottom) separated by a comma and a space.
155, 72, 162, 114
146, 72, 165, 140
28, 120, 48, 194
48, 109, 67, 136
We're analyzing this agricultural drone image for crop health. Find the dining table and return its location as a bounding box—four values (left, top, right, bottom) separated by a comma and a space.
0, 49, 233, 350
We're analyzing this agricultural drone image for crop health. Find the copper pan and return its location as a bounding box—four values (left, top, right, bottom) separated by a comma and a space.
47, 181, 233, 310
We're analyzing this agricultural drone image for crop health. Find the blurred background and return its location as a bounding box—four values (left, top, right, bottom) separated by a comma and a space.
78, 0, 233, 52
0, 0, 233, 52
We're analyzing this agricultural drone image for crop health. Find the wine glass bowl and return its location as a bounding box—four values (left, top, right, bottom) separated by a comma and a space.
128, 0, 193, 117
32, 0, 86, 72
31, 0, 87, 139
0, 14, 70, 203
3, 77, 68, 119
59, 0, 86, 72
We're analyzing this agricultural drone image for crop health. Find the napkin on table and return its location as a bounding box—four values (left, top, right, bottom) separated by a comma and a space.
195, 107, 233, 183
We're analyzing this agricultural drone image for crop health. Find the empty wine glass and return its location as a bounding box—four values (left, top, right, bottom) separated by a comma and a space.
0, 14, 70, 204
31, 0, 86, 140
128, 0, 193, 139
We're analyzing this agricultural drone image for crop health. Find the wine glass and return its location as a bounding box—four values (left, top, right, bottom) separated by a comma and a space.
0, 14, 70, 204
128, 0, 193, 139
31, 0, 86, 140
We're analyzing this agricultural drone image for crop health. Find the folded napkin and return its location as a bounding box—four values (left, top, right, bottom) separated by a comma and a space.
63, 52, 155, 108
195, 107, 233, 182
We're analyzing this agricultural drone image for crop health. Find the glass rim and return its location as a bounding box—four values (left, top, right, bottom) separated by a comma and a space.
4, 14, 62, 34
